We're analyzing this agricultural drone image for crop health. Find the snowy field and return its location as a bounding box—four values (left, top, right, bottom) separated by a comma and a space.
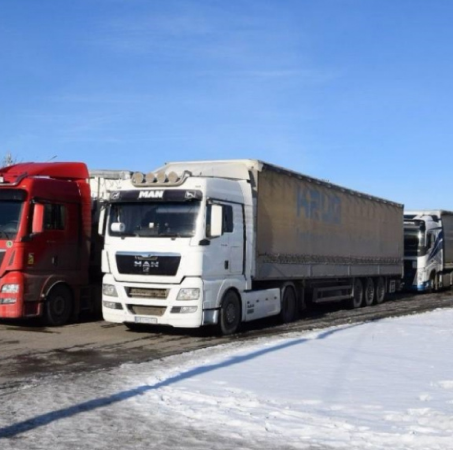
1, 308, 453, 450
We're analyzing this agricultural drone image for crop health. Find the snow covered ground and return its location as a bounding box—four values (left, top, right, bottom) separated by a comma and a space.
1, 308, 453, 450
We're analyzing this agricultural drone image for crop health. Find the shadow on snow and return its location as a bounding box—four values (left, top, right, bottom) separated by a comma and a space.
0, 323, 360, 439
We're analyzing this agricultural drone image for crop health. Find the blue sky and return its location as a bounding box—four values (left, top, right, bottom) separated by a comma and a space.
1, 0, 453, 209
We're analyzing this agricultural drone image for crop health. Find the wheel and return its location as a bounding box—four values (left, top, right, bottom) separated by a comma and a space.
218, 290, 241, 336
363, 278, 375, 306
375, 277, 386, 304
278, 284, 297, 323
44, 284, 73, 326
428, 272, 439, 293
349, 278, 363, 308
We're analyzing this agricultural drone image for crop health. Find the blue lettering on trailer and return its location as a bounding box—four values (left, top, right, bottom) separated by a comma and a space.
296, 186, 342, 224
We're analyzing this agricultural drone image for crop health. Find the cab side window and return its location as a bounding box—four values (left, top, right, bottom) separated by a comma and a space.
223, 205, 233, 233
44, 204, 66, 230
206, 203, 234, 237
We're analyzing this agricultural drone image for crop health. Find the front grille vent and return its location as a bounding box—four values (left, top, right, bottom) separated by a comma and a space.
126, 287, 169, 299
116, 253, 180, 276
128, 305, 167, 316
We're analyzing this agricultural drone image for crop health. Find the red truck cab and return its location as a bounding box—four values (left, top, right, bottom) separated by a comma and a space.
0, 162, 95, 325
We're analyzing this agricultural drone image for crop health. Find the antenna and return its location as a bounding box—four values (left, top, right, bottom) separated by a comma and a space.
47, 155, 57, 162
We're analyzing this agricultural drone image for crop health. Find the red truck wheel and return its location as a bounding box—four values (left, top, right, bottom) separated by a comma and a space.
44, 285, 73, 326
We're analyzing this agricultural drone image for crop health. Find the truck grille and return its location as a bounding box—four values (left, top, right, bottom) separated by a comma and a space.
128, 305, 167, 316
126, 287, 169, 299
116, 252, 180, 276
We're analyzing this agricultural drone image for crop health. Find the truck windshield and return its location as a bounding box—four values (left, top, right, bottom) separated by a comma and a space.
109, 202, 200, 238
0, 201, 23, 240
404, 227, 428, 257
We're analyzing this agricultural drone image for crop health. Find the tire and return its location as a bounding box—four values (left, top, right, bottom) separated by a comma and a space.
349, 278, 363, 309
434, 273, 440, 292
428, 272, 439, 293
218, 290, 241, 336
278, 284, 297, 323
44, 284, 73, 326
363, 278, 375, 306
375, 277, 386, 304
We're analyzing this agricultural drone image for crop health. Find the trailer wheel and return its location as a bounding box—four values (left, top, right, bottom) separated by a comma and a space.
375, 277, 386, 304
363, 278, 375, 306
278, 284, 297, 323
218, 290, 241, 336
349, 279, 363, 308
44, 284, 73, 326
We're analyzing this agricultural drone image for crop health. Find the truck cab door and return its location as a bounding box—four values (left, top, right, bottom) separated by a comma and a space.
203, 203, 230, 278
27, 202, 80, 276
427, 229, 442, 267
228, 203, 244, 275
203, 202, 244, 278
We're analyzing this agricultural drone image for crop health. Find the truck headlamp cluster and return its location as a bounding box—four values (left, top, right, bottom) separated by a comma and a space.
131, 170, 191, 187
171, 306, 198, 314
1, 284, 19, 294
177, 288, 200, 300
102, 284, 118, 297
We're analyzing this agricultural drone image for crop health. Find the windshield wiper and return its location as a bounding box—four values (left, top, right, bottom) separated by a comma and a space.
158, 232, 190, 238
0, 230, 13, 239
118, 232, 139, 238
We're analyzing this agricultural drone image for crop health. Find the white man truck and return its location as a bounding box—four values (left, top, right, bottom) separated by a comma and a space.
403, 210, 453, 292
101, 160, 403, 335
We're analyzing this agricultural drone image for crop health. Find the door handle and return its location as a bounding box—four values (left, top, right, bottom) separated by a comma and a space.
224, 260, 229, 270
52, 256, 58, 266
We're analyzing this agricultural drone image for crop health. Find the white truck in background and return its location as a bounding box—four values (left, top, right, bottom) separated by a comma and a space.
403, 210, 453, 292
100, 160, 403, 335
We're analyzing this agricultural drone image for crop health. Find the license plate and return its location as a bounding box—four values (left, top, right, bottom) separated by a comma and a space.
135, 316, 158, 324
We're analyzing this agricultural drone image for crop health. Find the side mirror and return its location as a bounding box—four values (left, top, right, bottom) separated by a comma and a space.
208, 204, 223, 238
111, 222, 126, 233
98, 205, 106, 236
32, 203, 45, 234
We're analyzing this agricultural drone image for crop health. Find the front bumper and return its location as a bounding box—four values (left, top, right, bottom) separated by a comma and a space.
102, 274, 204, 328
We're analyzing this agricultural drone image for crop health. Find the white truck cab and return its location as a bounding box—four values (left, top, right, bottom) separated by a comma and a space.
404, 210, 453, 291
101, 161, 279, 334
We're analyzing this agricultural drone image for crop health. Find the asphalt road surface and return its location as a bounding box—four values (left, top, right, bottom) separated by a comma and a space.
1, 291, 453, 393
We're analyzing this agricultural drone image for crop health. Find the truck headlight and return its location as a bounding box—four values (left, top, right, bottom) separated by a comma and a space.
102, 284, 118, 297
177, 288, 200, 300
1, 284, 19, 294
0, 298, 16, 304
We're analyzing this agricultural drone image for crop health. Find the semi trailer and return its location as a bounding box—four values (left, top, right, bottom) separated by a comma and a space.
0, 162, 129, 325
403, 210, 453, 291
101, 159, 404, 335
